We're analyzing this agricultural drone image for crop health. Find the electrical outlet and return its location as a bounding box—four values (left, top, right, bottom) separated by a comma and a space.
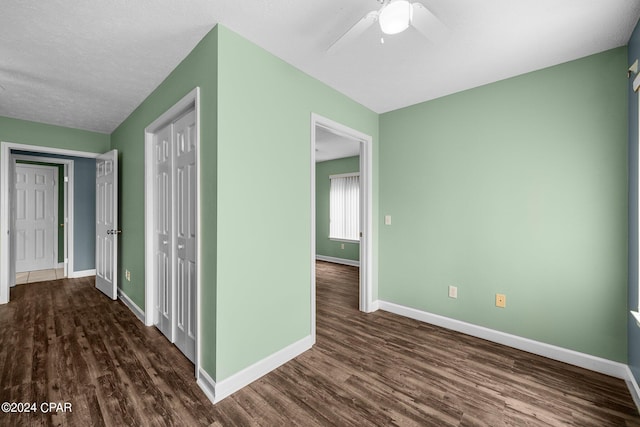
448, 286, 458, 299
125, 270, 131, 281
496, 293, 506, 308
341, 243, 345, 249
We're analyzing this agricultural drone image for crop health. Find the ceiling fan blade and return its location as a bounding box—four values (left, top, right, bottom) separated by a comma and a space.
411, 3, 448, 44
328, 11, 378, 53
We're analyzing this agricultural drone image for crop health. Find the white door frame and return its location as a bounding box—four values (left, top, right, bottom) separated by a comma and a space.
144, 87, 201, 377
13, 163, 59, 273
311, 113, 374, 342
12, 154, 74, 277
0, 141, 98, 304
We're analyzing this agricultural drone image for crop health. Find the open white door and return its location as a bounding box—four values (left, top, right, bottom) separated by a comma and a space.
95, 149, 118, 300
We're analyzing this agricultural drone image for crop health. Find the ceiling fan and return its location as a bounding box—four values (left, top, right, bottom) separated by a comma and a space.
328, 0, 448, 52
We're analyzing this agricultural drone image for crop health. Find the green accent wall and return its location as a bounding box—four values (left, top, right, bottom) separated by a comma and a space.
379, 47, 628, 362
110, 25, 378, 382
316, 156, 360, 261
628, 17, 640, 385
216, 26, 378, 380
110, 27, 219, 375
0, 116, 109, 152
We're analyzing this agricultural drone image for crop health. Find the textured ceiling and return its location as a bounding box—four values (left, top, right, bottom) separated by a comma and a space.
1, 0, 639, 134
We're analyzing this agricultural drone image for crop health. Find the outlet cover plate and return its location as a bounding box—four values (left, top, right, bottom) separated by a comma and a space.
448, 286, 458, 299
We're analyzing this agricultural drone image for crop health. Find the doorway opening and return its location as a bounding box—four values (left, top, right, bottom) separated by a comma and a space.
311, 114, 373, 341
12, 154, 72, 283
0, 143, 101, 304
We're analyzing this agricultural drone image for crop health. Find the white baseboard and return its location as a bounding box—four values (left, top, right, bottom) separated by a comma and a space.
625, 366, 640, 413
117, 288, 145, 323
316, 255, 360, 267
68, 268, 96, 278
378, 300, 628, 379
202, 334, 313, 404
57, 262, 64, 269
197, 368, 217, 404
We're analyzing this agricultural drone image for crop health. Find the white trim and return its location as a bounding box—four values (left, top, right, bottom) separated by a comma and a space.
316, 254, 360, 267
210, 335, 313, 403
197, 368, 217, 404
118, 288, 145, 323
144, 87, 201, 380
625, 366, 640, 413
12, 154, 75, 278
637, 93, 640, 313
378, 300, 628, 379
310, 121, 316, 343
631, 311, 640, 328
1, 141, 98, 304
68, 268, 96, 278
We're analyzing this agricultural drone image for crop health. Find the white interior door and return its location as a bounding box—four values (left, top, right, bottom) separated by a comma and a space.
14, 164, 57, 273
154, 124, 173, 340
95, 150, 118, 300
173, 110, 197, 362
151, 109, 197, 363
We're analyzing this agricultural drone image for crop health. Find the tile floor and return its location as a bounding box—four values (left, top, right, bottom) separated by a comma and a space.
16, 268, 65, 284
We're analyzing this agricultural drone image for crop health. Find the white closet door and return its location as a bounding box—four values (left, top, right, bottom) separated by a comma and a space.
173, 110, 197, 363
154, 124, 173, 341
15, 165, 57, 273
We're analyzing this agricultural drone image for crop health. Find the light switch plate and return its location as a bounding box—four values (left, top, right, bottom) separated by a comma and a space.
384, 215, 391, 225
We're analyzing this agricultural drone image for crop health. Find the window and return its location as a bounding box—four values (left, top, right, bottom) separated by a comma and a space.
329, 172, 360, 241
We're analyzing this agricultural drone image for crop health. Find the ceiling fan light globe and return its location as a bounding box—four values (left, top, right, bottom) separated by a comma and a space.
379, 0, 412, 35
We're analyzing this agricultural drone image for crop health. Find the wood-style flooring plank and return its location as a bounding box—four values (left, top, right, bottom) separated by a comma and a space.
0, 266, 639, 426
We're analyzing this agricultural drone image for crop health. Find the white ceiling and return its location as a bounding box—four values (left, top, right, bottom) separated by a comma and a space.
315, 127, 360, 163
1, 0, 639, 135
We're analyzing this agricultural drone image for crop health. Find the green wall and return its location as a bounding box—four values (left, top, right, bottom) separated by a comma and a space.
316, 156, 360, 261
110, 27, 218, 375
110, 25, 377, 382
216, 26, 378, 380
379, 47, 628, 362
0, 116, 110, 153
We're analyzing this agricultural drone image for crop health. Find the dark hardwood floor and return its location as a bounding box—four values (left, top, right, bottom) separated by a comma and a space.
0, 263, 639, 426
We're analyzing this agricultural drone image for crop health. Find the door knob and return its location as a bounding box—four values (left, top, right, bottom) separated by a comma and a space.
163, 240, 169, 245
177, 244, 185, 249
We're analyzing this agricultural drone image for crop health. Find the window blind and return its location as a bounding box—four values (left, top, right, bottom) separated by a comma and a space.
329, 173, 360, 241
